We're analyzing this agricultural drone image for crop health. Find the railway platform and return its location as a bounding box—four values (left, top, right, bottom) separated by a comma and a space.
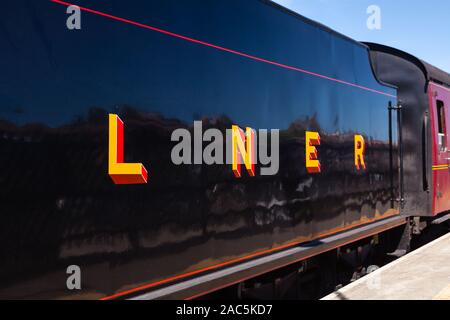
322, 232, 450, 300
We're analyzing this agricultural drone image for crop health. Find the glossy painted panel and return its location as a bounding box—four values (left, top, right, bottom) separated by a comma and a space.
0, 0, 398, 299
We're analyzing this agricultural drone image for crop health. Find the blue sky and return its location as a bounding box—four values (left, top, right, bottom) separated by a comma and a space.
273, 0, 450, 73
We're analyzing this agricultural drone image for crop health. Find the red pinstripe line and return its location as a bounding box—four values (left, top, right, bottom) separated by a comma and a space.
51, 0, 396, 98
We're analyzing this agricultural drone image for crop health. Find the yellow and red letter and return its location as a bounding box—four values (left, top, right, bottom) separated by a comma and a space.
354, 134, 366, 170
232, 125, 256, 178
306, 131, 321, 173
109, 114, 148, 184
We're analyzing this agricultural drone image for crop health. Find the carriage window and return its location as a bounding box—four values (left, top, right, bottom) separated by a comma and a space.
437, 100, 446, 151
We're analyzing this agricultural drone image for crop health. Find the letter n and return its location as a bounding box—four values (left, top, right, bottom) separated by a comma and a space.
306, 131, 321, 173
354, 135, 366, 170
232, 125, 256, 178
109, 114, 148, 184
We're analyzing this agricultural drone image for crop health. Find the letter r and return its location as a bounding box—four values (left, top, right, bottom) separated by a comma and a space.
354, 134, 366, 170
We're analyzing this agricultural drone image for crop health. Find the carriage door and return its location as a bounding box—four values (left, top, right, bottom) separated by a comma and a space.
430, 83, 450, 215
